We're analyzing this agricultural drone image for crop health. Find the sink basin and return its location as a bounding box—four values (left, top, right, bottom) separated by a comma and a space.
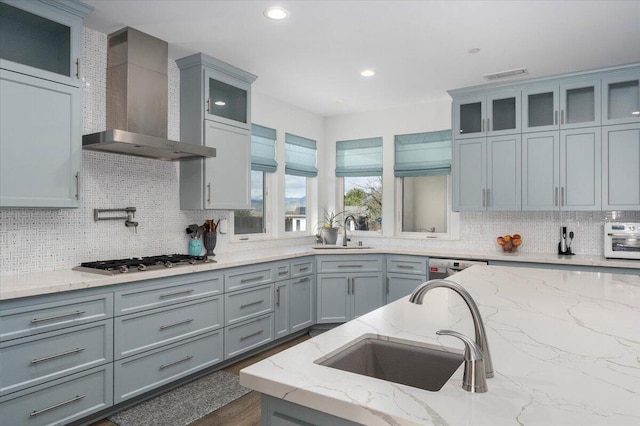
318, 337, 463, 392
312, 246, 374, 250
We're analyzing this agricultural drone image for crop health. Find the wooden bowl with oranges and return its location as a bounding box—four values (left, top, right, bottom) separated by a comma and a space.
497, 234, 522, 253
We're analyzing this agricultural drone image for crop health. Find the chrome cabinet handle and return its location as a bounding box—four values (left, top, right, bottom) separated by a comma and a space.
351, 278, 355, 294
338, 264, 363, 268
206, 98, 211, 114
486, 189, 490, 207
294, 277, 310, 284
482, 189, 486, 207
555, 187, 559, 206
396, 265, 413, 269
159, 318, 194, 330
75, 59, 80, 79
207, 182, 211, 204
386, 277, 389, 294
276, 288, 280, 307
240, 275, 264, 283
240, 330, 264, 341
159, 289, 194, 299
554, 110, 558, 125
31, 347, 86, 364
487, 117, 490, 132
561, 186, 565, 206
32, 310, 85, 324
240, 300, 264, 309
279, 270, 288, 276
346, 277, 350, 295
159, 355, 193, 370
31, 395, 85, 417
299, 266, 309, 272
75, 172, 80, 200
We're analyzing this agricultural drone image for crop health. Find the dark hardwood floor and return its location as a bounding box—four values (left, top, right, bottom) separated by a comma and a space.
91, 333, 310, 426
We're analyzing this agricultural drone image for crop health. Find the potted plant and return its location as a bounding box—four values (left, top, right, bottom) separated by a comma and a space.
319, 209, 343, 245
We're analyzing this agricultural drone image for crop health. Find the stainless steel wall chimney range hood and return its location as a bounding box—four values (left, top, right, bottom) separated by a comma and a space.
82, 27, 215, 161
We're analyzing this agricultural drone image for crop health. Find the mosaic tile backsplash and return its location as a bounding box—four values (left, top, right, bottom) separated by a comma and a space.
0, 28, 637, 275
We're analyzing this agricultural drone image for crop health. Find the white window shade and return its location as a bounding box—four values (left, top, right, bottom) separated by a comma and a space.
251, 124, 277, 173
394, 130, 452, 177
285, 133, 317, 177
335, 137, 383, 177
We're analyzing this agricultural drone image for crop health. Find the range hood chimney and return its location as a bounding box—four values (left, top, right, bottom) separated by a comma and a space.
82, 27, 215, 161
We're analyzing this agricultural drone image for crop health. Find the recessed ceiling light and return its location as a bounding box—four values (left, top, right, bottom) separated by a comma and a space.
214, 100, 226, 106
632, 111, 640, 115
360, 69, 375, 77
264, 7, 289, 20
468, 48, 481, 54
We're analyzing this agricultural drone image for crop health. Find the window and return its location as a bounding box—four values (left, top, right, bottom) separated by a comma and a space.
394, 130, 457, 237
233, 124, 277, 236
336, 137, 383, 233
285, 133, 317, 233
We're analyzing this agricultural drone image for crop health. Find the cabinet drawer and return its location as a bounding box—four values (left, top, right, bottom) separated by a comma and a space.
0, 364, 113, 426
316, 256, 383, 273
224, 314, 273, 359
114, 296, 223, 359
225, 283, 274, 326
114, 330, 223, 403
290, 258, 314, 278
0, 320, 112, 396
114, 272, 223, 316
0, 293, 113, 342
275, 262, 290, 281
225, 264, 275, 292
386, 256, 428, 275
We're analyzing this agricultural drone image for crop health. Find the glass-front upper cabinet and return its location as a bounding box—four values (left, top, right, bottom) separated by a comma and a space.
0, 0, 87, 87
602, 73, 640, 125
523, 79, 601, 132
454, 90, 520, 139
204, 69, 251, 129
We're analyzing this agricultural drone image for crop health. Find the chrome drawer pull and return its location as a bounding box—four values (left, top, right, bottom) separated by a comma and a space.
159, 289, 194, 299
337, 264, 363, 268
240, 300, 264, 309
31, 347, 86, 364
31, 310, 85, 324
31, 395, 85, 417
240, 330, 264, 341
396, 264, 413, 269
240, 275, 265, 283
294, 277, 311, 283
159, 318, 194, 330
279, 270, 289, 275
298, 266, 309, 271
159, 355, 193, 370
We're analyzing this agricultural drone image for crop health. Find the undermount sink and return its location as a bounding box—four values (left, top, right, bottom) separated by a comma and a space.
312, 245, 374, 250
317, 337, 463, 392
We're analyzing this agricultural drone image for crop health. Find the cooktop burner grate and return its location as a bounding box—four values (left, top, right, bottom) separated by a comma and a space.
74, 254, 214, 275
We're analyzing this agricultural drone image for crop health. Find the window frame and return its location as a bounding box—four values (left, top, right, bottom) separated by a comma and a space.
229, 170, 272, 242
283, 173, 311, 237
338, 176, 383, 237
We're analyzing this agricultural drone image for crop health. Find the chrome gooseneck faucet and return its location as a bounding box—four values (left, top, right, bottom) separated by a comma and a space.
343, 215, 357, 247
409, 279, 494, 378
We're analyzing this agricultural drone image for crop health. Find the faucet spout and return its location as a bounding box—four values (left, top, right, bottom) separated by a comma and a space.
409, 279, 494, 378
343, 215, 357, 247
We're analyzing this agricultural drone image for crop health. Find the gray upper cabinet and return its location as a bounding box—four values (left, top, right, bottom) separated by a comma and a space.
0, 0, 90, 208
522, 79, 601, 132
454, 90, 520, 139
602, 123, 640, 210
602, 72, 640, 126
177, 53, 257, 210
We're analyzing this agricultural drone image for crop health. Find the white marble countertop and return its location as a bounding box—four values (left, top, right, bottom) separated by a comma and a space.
240, 265, 640, 425
1, 245, 638, 300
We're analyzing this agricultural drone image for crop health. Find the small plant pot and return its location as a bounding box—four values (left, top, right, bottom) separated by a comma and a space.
322, 228, 339, 245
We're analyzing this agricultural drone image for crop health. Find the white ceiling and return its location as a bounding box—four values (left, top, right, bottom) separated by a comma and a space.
83, 0, 640, 117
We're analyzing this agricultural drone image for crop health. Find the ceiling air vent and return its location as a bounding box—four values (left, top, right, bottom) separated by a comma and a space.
483, 68, 529, 81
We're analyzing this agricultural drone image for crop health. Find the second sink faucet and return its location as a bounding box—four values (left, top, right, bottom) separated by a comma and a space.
409, 279, 494, 378
343, 215, 357, 247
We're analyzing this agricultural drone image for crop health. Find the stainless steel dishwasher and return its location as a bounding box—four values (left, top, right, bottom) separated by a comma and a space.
428, 258, 488, 279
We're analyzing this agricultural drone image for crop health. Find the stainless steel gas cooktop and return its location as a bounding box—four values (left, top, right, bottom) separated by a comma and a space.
73, 254, 214, 275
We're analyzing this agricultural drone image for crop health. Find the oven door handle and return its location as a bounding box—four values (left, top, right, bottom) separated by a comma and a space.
607, 233, 640, 237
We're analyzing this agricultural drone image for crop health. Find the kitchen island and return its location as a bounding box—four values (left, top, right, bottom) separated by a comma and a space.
240, 265, 640, 425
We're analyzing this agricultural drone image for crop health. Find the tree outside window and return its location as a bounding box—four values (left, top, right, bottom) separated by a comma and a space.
344, 176, 382, 231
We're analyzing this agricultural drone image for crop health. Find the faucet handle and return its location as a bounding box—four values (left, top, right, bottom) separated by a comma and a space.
437, 329, 488, 393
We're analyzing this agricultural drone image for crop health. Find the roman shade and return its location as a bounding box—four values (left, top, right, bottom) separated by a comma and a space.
251, 124, 278, 173
335, 137, 383, 177
394, 130, 452, 177
285, 133, 318, 177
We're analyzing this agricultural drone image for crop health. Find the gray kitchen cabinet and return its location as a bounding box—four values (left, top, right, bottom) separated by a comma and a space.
386, 255, 428, 303
453, 135, 521, 211
262, 394, 361, 426
522, 79, 601, 132
224, 313, 274, 359
177, 52, 257, 210
601, 72, 640, 126
289, 275, 315, 332
522, 128, 601, 211
0, 0, 90, 209
274, 258, 315, 338
602, 123, 640, 210
224, 283, 274, 326
453, 90, 520, 139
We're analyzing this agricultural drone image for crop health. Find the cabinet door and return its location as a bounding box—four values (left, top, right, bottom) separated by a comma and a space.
560, 79, 601, 129
523, 84, 560, 132
203, 121, 251, 209
274, 281, 289, 339
487, 91, 520, 136
0, 69, 80, 208
204, 69, 250, 130
522, 131, 560, 210
453, 138, 486, 210
386, 274, 424, 304
602, 124, 640, 210
316, 275, 349, 324
453, 95, 485, 139
560, 128, 601, 210
289, 276, 315, 333
602, 73, 640, 126
351, 273, 383, 319
486, 135, 521, 211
